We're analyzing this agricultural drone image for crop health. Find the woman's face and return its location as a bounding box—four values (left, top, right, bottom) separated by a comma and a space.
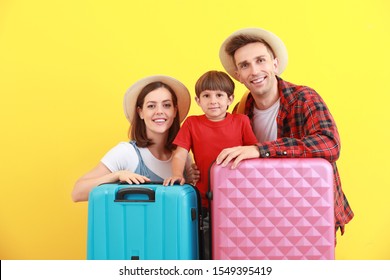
137, 87, 178, 137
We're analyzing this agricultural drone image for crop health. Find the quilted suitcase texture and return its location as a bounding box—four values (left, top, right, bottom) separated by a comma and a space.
209, 158, 334, 260
87, 183, 202, 260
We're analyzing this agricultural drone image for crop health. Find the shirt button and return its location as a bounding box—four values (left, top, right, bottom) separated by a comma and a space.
265, 152, 270, 157
283, 151, 287, 155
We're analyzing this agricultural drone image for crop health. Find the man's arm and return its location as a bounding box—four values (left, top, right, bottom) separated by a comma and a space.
217, 93, 340, 168
257, 94, 341, 162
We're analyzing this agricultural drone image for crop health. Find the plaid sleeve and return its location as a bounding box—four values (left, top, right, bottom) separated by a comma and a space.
258, 89, 341, 162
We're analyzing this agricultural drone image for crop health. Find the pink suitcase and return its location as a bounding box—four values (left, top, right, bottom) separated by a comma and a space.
208, 158, 334, 260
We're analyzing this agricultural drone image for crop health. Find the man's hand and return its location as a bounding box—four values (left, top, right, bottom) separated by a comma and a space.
216, 145, 260, 169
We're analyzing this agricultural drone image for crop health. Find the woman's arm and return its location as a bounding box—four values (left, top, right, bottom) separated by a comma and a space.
71, 162, 150, 202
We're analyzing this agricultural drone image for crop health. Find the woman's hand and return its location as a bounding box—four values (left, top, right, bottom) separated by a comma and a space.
116, 170, 151, 185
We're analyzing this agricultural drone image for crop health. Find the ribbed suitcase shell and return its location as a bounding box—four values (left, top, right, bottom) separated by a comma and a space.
87, 183, 200, 260
209, 158, 334, 260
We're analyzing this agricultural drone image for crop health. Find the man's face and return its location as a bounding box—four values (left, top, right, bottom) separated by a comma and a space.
234, 42, 279, 98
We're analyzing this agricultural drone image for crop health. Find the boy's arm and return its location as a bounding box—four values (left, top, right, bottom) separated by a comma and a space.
182, 151, 200, 185
163, 146, 189, 186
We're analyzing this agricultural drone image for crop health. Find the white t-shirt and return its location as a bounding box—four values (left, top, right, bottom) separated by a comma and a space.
252, 98, 280, 143
101, 141, 192, 180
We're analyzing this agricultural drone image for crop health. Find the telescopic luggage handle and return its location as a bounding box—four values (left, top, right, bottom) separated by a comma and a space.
114, 187, 156, 202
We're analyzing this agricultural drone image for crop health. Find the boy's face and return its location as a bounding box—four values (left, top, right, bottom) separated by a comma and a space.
195, 90, 233, 121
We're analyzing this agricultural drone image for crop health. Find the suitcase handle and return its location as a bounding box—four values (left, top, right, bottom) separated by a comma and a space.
114, 187, 155, 202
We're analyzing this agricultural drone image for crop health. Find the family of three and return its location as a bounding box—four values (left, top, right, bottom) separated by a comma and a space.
72, 27, 354, 258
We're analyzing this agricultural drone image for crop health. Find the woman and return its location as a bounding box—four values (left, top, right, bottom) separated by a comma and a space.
72, 75, 196, 202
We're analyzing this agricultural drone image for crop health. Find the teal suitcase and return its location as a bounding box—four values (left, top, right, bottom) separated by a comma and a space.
87, 183, 202, 260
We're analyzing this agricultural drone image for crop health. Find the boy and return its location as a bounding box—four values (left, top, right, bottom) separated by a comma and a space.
164, 70, 258, 259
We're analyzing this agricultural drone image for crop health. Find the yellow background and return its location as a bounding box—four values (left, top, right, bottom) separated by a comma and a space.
0, 0, 389, 260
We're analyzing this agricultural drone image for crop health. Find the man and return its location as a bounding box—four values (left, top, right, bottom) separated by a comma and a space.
216, 27, 353, 237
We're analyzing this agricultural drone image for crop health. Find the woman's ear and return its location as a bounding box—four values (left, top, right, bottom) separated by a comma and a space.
137, 106, 143, 120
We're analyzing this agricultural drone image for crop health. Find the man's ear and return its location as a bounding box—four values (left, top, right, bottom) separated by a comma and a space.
235, 70, 244, 84
273, 57, 279, 74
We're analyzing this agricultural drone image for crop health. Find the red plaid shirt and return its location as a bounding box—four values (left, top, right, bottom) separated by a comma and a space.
233, 76, 354, 236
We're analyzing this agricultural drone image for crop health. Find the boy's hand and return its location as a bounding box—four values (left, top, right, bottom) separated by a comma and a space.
187, 163, 200, 185
163, 176, 185, 186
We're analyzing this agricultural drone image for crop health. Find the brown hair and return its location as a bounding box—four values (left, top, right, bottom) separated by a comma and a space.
225, 34, 275, 61
195, 70, 235, 98
129, 82, 180, 150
